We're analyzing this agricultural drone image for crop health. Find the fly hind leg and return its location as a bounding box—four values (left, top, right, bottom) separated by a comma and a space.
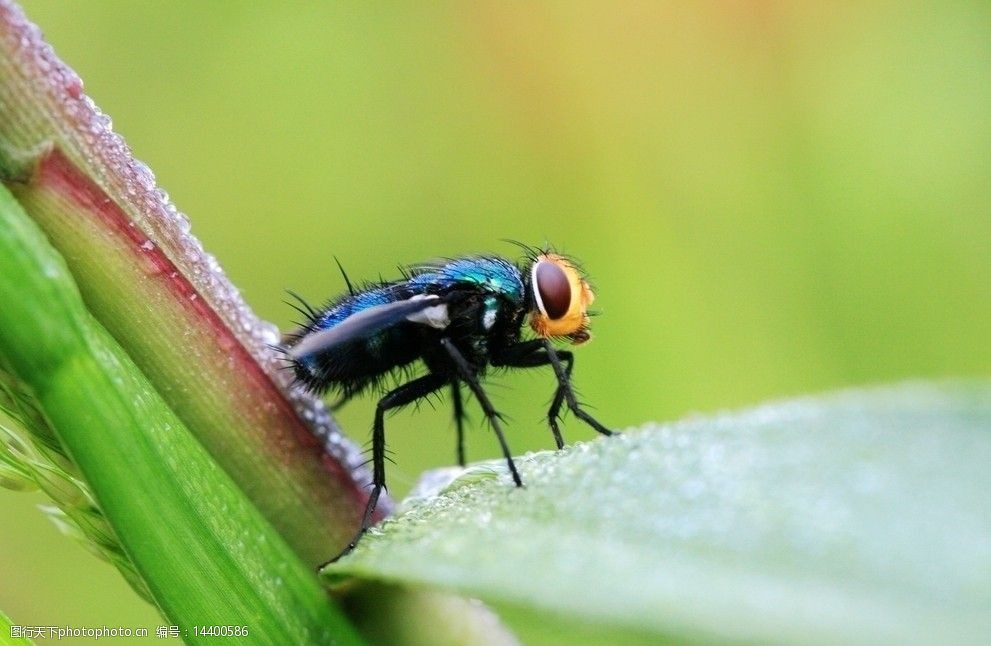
321, 372, 448, 567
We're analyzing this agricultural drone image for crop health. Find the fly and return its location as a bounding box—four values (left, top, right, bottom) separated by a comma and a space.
283, 244, 613, 563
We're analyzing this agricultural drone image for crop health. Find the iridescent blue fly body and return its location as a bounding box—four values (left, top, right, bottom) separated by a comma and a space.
284, 246, 613, 563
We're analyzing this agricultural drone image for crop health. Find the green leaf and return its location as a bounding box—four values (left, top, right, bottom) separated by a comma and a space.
0, 365, 152, 601
0, 181, 361, 644
328, 382, 991, 644
0, 608, 34, 645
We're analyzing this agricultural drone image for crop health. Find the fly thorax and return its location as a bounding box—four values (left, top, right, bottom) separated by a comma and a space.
404, 294, 450, 329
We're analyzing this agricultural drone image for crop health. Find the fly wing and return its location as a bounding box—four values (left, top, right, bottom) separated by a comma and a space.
288, 295, 447, 360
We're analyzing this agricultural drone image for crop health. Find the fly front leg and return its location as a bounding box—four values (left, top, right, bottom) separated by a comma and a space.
493, 339, 614, 449
321, 372, 448, 567
541, 339, 613, 438
439, 338, 523, 487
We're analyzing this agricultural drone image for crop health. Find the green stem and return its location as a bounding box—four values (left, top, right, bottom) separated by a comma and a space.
0, 183, 362, 644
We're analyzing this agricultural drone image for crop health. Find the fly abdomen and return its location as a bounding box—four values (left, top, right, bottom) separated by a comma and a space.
292, 323, 421, 394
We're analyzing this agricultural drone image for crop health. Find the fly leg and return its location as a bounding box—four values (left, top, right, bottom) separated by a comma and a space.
542, 339, 613, 438
439, 338, 523, 487
493, 339, 614, 449
321, 372, 448, 567
451, 380, 467, 467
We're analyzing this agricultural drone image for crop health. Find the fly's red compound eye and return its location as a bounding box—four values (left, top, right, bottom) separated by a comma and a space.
528, 253, 595, 345
534, 260, 572, 320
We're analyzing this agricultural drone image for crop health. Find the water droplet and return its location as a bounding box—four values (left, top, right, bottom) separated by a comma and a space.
131, 159, 155, 189
62, 100, 79, 119
42, 263, 61, 279
205, 253, 222, 275
183, 238, 204, 261
62, 69, 83, 99
255, 323, 281, 345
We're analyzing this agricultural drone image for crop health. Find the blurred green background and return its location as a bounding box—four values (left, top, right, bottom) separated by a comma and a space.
2, 0, 989, 641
